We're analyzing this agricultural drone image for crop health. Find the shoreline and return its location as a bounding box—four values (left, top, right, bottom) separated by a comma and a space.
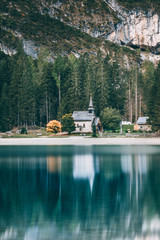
1, 137, 160, 145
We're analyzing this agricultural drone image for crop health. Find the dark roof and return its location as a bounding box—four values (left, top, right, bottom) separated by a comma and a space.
72, 111, 95, 121
136, 117, 149, 125
93, 117, 100, 125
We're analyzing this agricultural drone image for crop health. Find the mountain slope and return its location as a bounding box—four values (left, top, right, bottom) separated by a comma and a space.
0, 0, 160, 62
0, 0, 120, 57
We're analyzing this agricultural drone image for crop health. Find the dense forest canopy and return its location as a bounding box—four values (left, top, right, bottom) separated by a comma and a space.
117, 0, 160, 12
0, 46, 159, 132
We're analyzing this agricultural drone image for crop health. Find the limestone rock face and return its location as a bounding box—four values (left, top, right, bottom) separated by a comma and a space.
39, 0, 118, 38
1, 0, 160, 61
105, 0, 160, 54
0, 44, 16, 56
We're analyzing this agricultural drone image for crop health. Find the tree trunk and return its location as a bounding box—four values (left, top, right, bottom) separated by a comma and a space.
18, 100, 20, 128
48, 96, 51, 121
46, 92, 48, 124
129, 78, 132, 123
139, 93, 142, 117
58, 73, 61, 118
58, 73, 61, 107
135, 70, 138, 123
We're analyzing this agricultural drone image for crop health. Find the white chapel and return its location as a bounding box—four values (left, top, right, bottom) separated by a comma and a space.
72, 95, 100, 133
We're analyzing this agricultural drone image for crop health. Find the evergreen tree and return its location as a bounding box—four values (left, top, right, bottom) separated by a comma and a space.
0, 52, 12, 96
69, 55, 79, 110
40, 62, 59, 124
9, 49, 23, 127
0, 52, 13, 131
60, 57, 76, 115
9, 47, 35, 127
20, 56, 35, 126
76, 53, 90, 110
93, 51, 108, 116
148, 62, 160, 131
53, 55, 65, 119
141, 60, 155, 114
0, 83, 11, 131
107, 59, 127, 115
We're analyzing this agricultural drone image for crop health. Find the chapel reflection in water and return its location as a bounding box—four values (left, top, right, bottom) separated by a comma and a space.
0, 146, 160, 239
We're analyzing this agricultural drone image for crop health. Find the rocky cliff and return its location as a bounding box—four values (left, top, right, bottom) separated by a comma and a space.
0, 0, 119, 59
106, 0, 160, 55
0, 0, 160, 62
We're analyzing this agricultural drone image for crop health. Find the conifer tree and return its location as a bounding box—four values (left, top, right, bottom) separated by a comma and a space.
0, 83, 10, 131
0, 52, 12, 131
94, 51, 108, 116
9, 46, 35, 127
20, 56, 35, 127
76, 53, 90, 110
59, 57, 75, 115
107, 59, 126, 115
69, 55, 79, 110
40, 62, 59, 124
9, 48, 23, 127
141, 60, 155, 114
53, 55, 65, 119
148, 62, 160, 131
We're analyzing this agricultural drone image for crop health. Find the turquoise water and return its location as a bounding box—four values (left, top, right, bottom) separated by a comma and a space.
0, 145, 160, 239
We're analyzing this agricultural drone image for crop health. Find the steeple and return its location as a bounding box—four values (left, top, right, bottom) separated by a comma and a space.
88, 94, 94, 114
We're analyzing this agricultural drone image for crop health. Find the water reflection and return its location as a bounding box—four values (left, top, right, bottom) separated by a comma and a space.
73, 154, 99, 191
47, 156, 61, 173
121, 154, 149, 174
0, 146, 160, 239
121, 154, 149, 201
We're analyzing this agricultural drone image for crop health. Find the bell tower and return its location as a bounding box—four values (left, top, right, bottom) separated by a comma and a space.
88, 94, 94, 114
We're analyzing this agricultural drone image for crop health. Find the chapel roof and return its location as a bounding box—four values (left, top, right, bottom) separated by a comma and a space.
72, 111, 95, 121
136, 117, 149, 125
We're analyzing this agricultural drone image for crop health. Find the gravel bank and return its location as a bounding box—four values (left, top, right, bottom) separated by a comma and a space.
0, 137, 160, 145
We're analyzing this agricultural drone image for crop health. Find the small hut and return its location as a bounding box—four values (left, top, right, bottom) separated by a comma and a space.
134, 117, 151, 131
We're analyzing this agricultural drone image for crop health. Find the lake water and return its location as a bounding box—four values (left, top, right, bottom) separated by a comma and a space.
0, 145, 160, 240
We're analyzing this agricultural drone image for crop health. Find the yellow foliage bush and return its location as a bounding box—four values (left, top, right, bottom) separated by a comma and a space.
46, 120, 61, 133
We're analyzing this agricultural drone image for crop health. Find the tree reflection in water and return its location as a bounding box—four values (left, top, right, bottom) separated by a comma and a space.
0, 146, 160, 239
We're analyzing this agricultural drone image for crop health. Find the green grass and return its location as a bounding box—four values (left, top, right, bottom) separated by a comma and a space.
2, 134, 39, 138
100, 131, 155, 138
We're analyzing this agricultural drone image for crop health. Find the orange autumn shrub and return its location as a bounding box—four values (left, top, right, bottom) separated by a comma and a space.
46, 120, 61, 133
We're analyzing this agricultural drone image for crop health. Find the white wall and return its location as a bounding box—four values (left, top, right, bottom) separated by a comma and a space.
74, 121, 92, 132
138, 125, 152, 131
